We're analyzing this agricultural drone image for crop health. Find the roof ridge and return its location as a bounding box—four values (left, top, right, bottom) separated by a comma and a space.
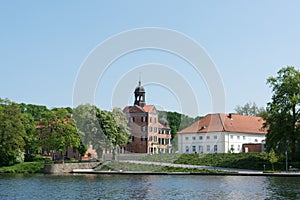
218, 113, 226, 132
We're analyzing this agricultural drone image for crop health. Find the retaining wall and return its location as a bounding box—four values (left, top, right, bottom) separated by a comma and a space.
44, 162, 101, 174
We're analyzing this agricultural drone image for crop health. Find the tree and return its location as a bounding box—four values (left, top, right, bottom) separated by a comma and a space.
21, 112, 41, 161
0, 99, 26, 166
234, 102, 265, 116
73, 104, 109, 158
268, 149, 278, 171
19, 103, 48, 121
99, 109, 130, 160
39, 108, 81, 163
264, 66, 300, 161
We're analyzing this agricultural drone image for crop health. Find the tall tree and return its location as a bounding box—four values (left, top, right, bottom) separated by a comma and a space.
235, 102, 266, 116
21, 112, 40, 161
39, 108, 81, 162
0, 99, 26, 166
264, 66, 300, 161
73, 104, 109, 158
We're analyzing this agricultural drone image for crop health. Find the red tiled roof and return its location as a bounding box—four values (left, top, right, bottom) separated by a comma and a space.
143, 105, 155, 112
178, 113, 266, 135
123, 105, 155, 113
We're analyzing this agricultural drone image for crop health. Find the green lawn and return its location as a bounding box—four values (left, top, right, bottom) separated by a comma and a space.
0, 162, 44, 173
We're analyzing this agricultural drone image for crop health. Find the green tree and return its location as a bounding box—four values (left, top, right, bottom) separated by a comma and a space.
268, 149, 278, 171
0, 99, 26, 166
99, 109, 130, 160
234, 102, 266, 117
73, 104, 109, 158
19, 103, 48, 121
264, 66, 300, 161
21, 112, 41, 161
39, 108, 81, 163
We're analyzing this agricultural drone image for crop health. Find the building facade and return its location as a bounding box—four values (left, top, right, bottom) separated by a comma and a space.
123, 80, 172, 154
178, 113, 266, 154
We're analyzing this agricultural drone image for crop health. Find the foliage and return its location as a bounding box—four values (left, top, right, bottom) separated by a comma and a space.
173, 153, 283, 171
21, 113, 41, 161
0, 162, 44, 173
38, 108, 81, 160
234, 102, 266, 117
268, 149, 278, 171
264, 66, 300, 161
158, 110, 202, 151
73, 105, 130, 159
19, 103, 48, 121
0, 99, 26, 166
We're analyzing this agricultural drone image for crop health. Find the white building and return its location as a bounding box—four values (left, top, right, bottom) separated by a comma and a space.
177, 113, 267, 154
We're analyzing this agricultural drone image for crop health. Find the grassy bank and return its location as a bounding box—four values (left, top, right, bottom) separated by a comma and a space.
97, 161, 225, 173
0, 162, 44, 173
140, 153, 300, 171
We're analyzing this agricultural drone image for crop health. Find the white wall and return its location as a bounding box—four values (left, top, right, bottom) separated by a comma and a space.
178, 132, 266, 154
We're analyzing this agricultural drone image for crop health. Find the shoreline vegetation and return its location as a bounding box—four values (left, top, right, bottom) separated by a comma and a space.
1, 153, 299, 174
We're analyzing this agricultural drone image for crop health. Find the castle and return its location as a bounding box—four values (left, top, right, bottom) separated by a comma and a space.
123, 80, 172, 154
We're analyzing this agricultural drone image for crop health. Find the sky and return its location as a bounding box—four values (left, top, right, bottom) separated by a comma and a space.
1, 1, 300, 117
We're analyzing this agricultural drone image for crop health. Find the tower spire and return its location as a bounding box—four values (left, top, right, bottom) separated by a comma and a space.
139, 72, 141, 86
134, 73, 146, 107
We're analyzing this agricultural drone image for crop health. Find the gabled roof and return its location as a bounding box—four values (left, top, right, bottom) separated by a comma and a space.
178, 113, 267, 135
123, 105, 156, 113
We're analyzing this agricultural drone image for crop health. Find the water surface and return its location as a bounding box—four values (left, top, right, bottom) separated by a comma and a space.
1, 174, 300, 199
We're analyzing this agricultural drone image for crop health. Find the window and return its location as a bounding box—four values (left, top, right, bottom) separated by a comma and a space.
254, 139, 258, 142
130, 135, 134, 141
238, 145, 241, 151
199, 145, 203, 153
237, 136, 240, 140
129, 117, 135, 122
141, 116, 147, 122
149, 136, 153, 141
154, 117, 156, 123
214, 135, 218, 140
243, 136, 246, 140
206, 136, 210, 140
199, 136, 203, 140
192, 136, 196, 140
149, 126, 153, 132
192, 146, 196, 152
214, 145, 218, 152
230, 135, 233, 139
207, 145, 210, 152
185, 137, 189, 140
141, 126, 147, 132
185, 146, 189, 153
150, 117, 152, 123
141, 136, 147, 141
154, 127, 157, 133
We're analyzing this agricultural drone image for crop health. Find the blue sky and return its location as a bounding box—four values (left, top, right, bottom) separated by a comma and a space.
1, 1, 300, 117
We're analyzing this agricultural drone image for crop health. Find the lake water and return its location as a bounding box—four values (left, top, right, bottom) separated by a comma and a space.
1, 174, 300, 199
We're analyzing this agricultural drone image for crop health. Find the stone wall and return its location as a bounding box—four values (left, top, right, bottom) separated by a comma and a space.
44, 162, 101, 174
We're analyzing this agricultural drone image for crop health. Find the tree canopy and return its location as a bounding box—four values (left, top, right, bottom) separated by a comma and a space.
0, 99, 26, 166
234, 102, 265, 117
264, 66, 300, 161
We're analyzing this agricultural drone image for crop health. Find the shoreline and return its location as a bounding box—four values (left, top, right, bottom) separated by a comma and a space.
72, 169, 300, 177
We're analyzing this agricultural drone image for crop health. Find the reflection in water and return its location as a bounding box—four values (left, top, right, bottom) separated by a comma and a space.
267, 177, 300, 199
1, 174, 300, 200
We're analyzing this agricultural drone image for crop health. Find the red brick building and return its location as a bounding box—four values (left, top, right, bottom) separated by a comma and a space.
123, 80, 172, 154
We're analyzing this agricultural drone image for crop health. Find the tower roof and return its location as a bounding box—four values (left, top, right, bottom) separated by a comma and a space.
134, 80, 145, 93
